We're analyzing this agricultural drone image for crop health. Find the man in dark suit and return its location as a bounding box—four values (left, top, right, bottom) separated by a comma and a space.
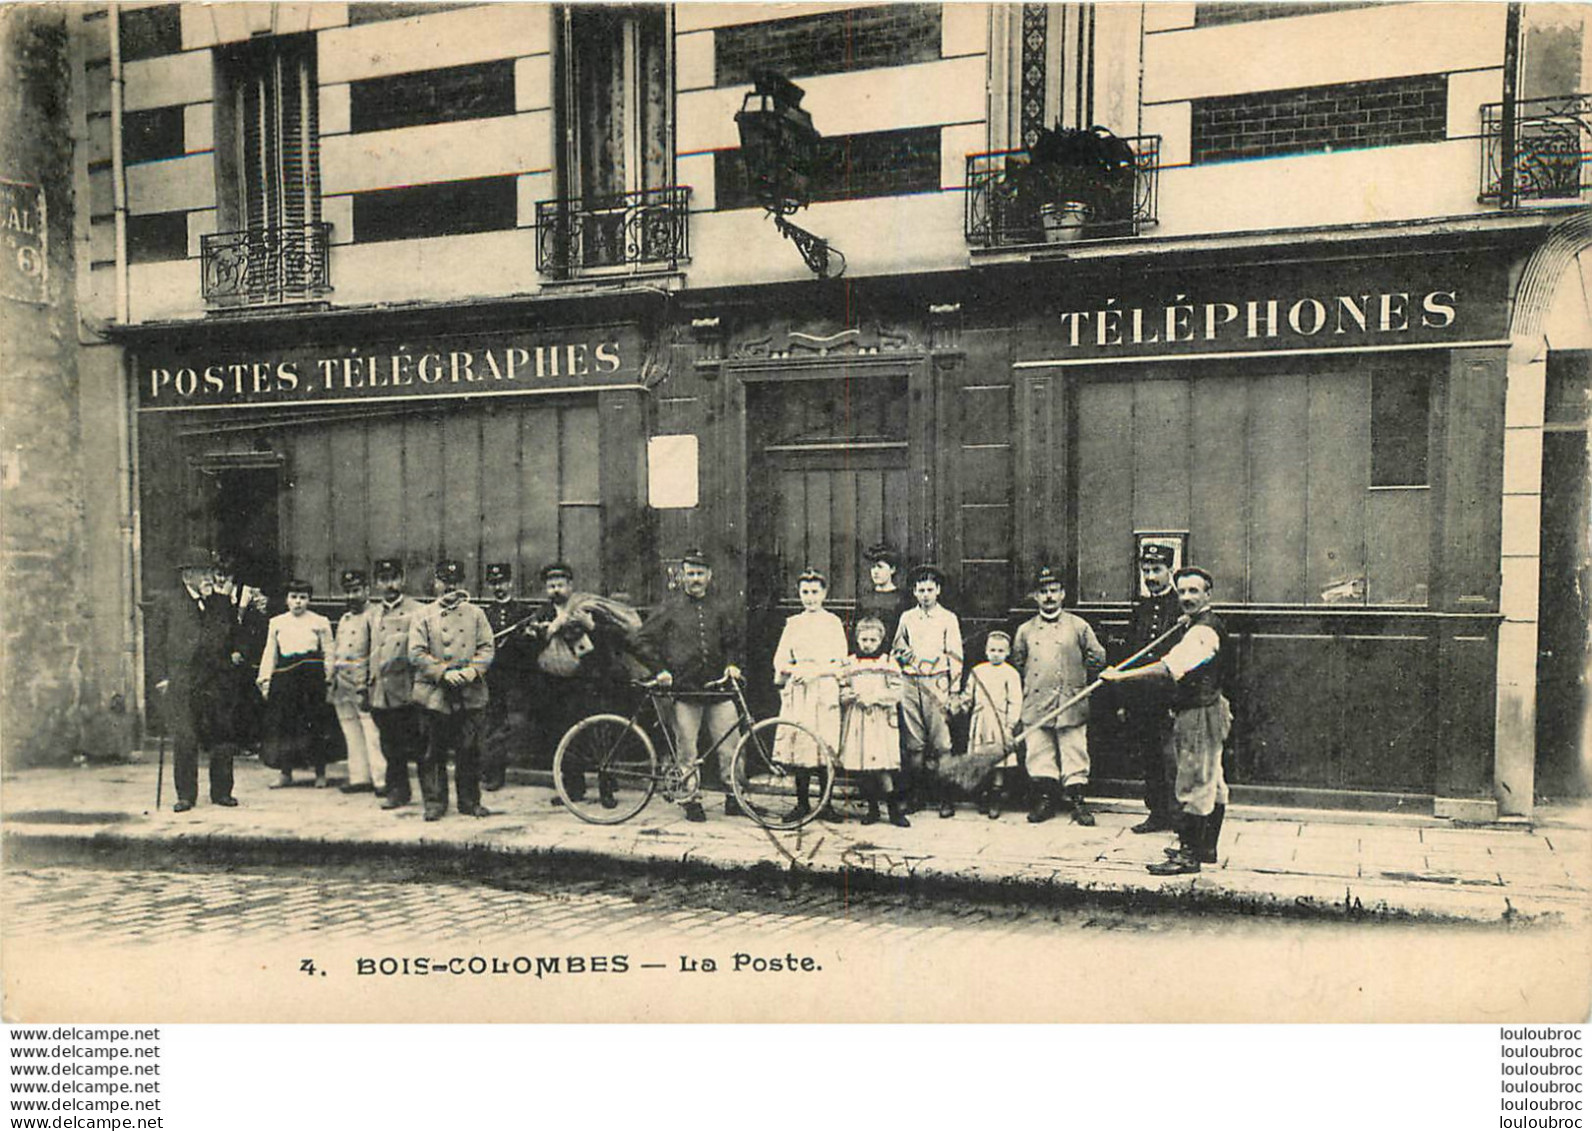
481, 562, 531, 792
1121, 543, 1182, 833
151, 547, 239, 812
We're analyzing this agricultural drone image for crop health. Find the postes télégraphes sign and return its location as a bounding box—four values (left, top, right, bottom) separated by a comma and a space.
136, 328, 640, 411
0, 179, 47, 305
1017, 257, 1510, 363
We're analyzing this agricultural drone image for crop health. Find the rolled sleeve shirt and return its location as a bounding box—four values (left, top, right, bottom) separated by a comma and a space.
1162, 625, 1220, 684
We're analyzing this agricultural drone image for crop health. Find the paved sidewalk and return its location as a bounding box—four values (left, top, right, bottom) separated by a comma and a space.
3, 758, 1588, 924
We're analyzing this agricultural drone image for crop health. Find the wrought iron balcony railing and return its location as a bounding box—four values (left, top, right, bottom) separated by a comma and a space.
536, 186, 691, 279
966, 136, 1160, 249
201, 222, 332, 308
1480, 93, 1591, 207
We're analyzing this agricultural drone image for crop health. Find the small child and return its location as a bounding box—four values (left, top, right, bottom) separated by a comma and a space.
772, 568, 848, 821
840, 616, 909, 827
964, 630, 1023, 819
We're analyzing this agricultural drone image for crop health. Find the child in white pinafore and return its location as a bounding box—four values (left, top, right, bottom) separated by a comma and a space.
841, 616, 909, 827
772, 569, 848, 821
965, 630, 1023, 818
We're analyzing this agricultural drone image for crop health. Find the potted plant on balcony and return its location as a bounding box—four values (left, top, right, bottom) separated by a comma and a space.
1004, 124, 1138, 243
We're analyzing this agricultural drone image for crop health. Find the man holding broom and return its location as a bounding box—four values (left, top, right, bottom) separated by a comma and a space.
1012, 566, 1106, 825
1102, 566, 1231, 874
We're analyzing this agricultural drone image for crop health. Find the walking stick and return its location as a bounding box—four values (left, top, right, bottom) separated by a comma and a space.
153, 692, 166, 810
1017, 616, 1189, 735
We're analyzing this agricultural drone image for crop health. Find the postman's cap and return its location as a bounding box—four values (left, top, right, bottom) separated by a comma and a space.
485, 563, 512, 585
339, 568, 367, 590
1032, 564, 1063, 589
540, 561, 574, 582
373, 558, 404, 578
1139, 543, 1176, 567
434, 559, 465, 586
680, 547, 711, 569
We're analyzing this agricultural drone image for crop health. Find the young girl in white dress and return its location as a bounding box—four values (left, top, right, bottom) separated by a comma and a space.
965, 630, 1023, 818
841, 615, 909, 827
772, 569, 847, 821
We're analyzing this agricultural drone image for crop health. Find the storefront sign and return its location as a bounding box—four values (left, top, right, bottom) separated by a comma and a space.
1, 179, 47, 305
136, 328, 640, 411
1018, 258, 1509, 364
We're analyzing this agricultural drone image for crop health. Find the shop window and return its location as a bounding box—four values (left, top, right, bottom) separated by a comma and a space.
127, 210, 189, 263
349, 59, 516, 134
352, 176, 518, 243
714, 5, 941, 87
1370, 367, 1431, 487
118, 4, 181, 63
122, 105, 185, 165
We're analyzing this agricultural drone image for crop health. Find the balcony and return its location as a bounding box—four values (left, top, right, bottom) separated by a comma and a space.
1480, 93, 1591, 208
966, 135, 1160, 250
535, 186, 691, 280
201, 223, 332, 309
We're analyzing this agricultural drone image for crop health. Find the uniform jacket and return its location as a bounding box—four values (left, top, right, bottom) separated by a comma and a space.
636, 589, 741, 692
368, 595, 423, 710
330, 605, 375, 704
1011, 611, 1106, 729
483, 598, 534, 679
1121, 587, 1181, 713
408, 595, 495, 713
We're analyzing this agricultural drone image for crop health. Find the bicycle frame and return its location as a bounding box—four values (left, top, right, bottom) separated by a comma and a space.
636, 679, 757, 781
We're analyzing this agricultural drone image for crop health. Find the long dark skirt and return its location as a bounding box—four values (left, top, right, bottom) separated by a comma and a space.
261, 653, 338, 772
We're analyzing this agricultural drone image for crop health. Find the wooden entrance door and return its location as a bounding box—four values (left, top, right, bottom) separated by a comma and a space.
745, 372, 915, 711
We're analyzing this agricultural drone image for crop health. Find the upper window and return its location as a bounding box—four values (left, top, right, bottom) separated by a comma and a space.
213, 34, 320, 235
349, 60, 517, 134
122, 105, 185, 165
714, 126, 941, 210
1194, 2, 1385, 26
557, 5, 672, 205
714, 5, 941, 87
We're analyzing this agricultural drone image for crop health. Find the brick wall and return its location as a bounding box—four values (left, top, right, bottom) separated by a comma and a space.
1192, 74, 1449, 164
1194, 2, 1385, 27
714, 125, 941, 210
714, 4, 941, 86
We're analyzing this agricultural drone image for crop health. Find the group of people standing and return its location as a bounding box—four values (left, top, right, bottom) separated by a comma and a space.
152, 539, 1232, 875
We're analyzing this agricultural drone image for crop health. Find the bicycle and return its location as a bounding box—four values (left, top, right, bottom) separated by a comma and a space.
551, 674, 837, 831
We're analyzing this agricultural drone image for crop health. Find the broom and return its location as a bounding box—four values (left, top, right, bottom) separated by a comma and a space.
934, 616, 1189, 792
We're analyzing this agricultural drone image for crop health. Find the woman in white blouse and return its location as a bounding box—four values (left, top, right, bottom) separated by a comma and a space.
772, 569, 848, 821
257, 580, 337, 788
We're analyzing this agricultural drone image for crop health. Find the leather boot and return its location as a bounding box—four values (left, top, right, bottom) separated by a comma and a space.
1027, 780, 1059, 823
886, 792, 911, 828
1067, 786, 1096, 827
1149, 814, 1202, 874
1200, 804, 1225, 864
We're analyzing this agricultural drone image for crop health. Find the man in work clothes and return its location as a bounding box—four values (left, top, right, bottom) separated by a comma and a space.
636, 548, 744, 823
369, 559, 425, 811
526, 562, 619, 805
480, 562, 530, 792
409, 559, 497, 821
1120, 543, 1181, 833
1103, 566, 1231, 874
330, 568, 386, 795
892, 564, 962, 817
151, 547, 238, 812
1011, 566, 1106, 825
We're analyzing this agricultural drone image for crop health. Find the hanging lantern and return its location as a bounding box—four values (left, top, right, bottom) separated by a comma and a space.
734, 72, 820, 215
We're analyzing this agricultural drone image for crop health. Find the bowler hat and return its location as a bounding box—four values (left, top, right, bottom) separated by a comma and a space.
1139, 543, 1176, 567
175, 546, 214, 571
485, 563, 512, 585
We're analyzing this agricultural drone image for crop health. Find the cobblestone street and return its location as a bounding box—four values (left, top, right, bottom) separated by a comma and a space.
2, 861, 1204, 949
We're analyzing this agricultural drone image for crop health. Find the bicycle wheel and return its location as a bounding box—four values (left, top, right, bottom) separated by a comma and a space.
553, 715, 657, 824
730, 717, 835, 831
